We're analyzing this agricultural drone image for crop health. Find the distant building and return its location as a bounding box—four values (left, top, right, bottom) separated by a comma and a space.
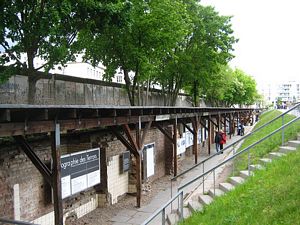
258, 80, 300, 107
17, 53, 126, 84
277, 80, 300, 103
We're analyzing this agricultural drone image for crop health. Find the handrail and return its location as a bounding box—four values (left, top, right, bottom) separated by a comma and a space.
178, 115, 300, 191
141, 191, 183, 225
0, 218, 38, 225
172, 103, 300, 181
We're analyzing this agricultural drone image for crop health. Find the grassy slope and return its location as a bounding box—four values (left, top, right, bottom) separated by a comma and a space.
180, 110, 300, 225
235, 110, 300, 173
181, 148, 300, 225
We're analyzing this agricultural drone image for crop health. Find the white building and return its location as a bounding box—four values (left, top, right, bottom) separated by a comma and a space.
258, 80, 300, 107
18, 53, 126, 84
277, 80, 300, 103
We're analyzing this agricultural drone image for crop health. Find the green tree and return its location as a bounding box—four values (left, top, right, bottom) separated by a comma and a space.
203, 64, 234, 106
0, 0, 127, 103
157, 3, 237, 106
223, 68, 259, 106
80, 0, 191, 105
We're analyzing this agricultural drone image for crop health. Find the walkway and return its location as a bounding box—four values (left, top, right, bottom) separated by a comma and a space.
76, 126, 254, 225
111, 125, 254, 225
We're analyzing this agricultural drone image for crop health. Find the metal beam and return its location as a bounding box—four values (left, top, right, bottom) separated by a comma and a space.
180, 119, 194, 135
13, 136, 52, 185
191, 117, 199, 164
173, 118, 178, 176
208, 117, 218, 128
154, 122, 173, 142
51, 123, 63, 225
199, 120, 208, 131
110, 127, 138, 157
123, 124, 140, 152
135, 121, 142, 208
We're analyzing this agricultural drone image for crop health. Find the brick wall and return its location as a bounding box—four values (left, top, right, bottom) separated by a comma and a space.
0, 127, 174, 223
0, 140, 53, 220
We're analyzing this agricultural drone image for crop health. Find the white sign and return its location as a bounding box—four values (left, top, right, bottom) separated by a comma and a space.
177, 133, 186, 155
60, 148, 101, 199
61, 176, 71, 199
155, 115, 170, 121
143, 143, 155, 178
197, 128, 202, 144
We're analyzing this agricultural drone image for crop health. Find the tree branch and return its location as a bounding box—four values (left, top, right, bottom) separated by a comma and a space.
0, 44, 24, 67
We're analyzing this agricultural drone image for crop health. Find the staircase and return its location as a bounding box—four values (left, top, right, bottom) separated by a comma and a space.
165, 134, 300, 225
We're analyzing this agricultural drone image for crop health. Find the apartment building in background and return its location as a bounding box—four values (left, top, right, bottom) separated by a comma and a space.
258, 79, 300, 107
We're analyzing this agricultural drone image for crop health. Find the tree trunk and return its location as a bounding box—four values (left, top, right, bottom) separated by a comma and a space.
123, 69, 135, 106
26, 51, 38, 104
28, 74, 38, 104
145, 79, 150, 106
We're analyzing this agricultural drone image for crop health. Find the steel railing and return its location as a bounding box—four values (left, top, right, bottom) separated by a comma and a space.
141, 191, 183, 225
178, 115, 300, 193
143, 104, 300, 225
170, 103, 300, 198
0, 218, 38, 225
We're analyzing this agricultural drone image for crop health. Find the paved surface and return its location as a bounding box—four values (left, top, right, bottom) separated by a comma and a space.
110, 125, 254, 225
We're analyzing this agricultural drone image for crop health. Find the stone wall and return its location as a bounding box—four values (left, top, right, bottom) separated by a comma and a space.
0, 75, 192, 106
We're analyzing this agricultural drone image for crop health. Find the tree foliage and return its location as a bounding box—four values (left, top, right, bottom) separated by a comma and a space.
0, 0, 259, 107
156, 3, 237, 106
80, 0, 191, 105
0, 0, 128, 103
223, 68, 259, 106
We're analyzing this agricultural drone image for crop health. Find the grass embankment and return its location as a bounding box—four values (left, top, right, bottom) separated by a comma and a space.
235, 109, 300, 173
181, 147, 300, 225
180, 110, 300, 225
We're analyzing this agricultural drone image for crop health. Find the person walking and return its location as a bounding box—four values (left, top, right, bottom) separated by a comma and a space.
219, 130, 227, 153
214, 130, 222, 153
237, 122, 241, 135
240, 123, 245, 136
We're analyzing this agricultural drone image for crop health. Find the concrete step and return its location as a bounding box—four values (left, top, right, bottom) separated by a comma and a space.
166, 212, 179, 225
279, 146, 296, 153
259, 158, 272, 165
250, 164, 264, 171
182, 207, 191, 219
219, 182, 235, 192
198, 194, 214, 206
269, 152, 286, 159
187, 200, 203, 212
229, 176, 245, 186
239, 170, 253, 179
208, 188, 225, 198
288, 140, 300, 148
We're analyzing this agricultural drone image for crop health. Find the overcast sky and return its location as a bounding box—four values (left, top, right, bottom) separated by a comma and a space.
201, 0, 300, 85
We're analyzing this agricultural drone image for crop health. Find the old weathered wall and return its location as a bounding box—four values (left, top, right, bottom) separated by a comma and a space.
0, 127, 174, 223
0, 75, 192, 106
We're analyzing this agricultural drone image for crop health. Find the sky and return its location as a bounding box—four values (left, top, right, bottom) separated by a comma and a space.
201, 0, 300, 85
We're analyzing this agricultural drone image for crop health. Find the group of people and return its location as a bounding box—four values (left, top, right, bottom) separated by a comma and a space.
215, 123, 247, 154
214, 130, 227, 154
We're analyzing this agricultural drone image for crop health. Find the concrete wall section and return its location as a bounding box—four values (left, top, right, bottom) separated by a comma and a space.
0, 75, 192, 106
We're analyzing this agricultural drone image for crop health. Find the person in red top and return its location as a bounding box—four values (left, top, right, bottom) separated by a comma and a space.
219, 130, 227, 153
